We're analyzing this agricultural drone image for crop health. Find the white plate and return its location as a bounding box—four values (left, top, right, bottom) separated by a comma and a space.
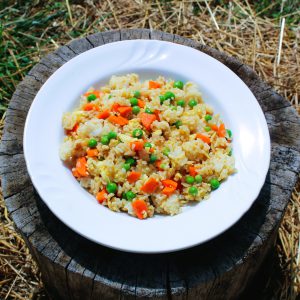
24, 40, 270, 253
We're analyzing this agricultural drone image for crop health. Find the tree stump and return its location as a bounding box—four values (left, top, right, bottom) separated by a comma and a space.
1, 29, 299, 300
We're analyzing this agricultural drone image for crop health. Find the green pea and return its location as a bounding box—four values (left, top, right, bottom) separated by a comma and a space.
186, 176, 195, 184
107, 182, 117, 194
162, 148, 170, 156
188, 186, 198, 196
227, 129, 232, 138
177, 99, 185, 107
125, 191, 136, 201
174, 120, 182, 129
195, 175, 202, 183
228, 149, 232, 156
160, 163, 167, 169
123, 163, 131, 171
149, 154, 157, 163
188, 99, 197, 107
108, 94, 113, 99
133, 129, 143, 138
164, 91, 175, 100
132, 106, 140, 114
205, 114, 212, 121
133, 91, 141, 98
173, 80, 184, 89
87, 94, 97, 102
130, 97, 138, 106
108, 131, 117, 140
88, 138, 97, 148
145, 107, 153, 114
204, 126, 211, 132
125, 157, 136, 166
163, 147, 170, 156
101, 135, 110, 145
210, 178, 220, 190
144, 142, 152, 148
159, 95, 166, 104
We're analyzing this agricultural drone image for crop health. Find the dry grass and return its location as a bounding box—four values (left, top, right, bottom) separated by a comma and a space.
277, 182, 300, 299
0, 0, 299, 299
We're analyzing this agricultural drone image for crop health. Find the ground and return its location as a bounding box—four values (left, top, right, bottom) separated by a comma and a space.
0, 0, 299, 299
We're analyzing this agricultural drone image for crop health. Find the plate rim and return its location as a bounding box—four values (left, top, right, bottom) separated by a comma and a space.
23, 39, 271, 253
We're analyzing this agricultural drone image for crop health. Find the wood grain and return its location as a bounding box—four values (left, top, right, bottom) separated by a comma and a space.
1, 29, 299, 300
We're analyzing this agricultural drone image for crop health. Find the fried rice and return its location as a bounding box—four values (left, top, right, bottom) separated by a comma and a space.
60, 74, 235, 219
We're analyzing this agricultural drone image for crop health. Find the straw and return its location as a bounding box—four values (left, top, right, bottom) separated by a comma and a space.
0, 1, 299, 298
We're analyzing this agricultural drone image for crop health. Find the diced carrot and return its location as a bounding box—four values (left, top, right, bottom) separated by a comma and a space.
154, 109, 160, 121
87, 149, 98, 157
130, 141, 144, 151
84, 104, 94, 111
97, 109, 110, 119
155, 160, 163, 170
93, 90, 101, 98
127, 171, 141, 183
96, 189, 107, 204
112, 103, 120, 112
189, 166, 197, 177
72, 168, 80, 178
117, 106, 132, 118
218, 123, 226, 138
66, 123, 79, 135
149, 147, 155, 153
138, 99, 145, 108
132, 199, 148, 220
140, 178, 159, 193
149, 81, 162, 89
140, 112, 157, 130
84, 90, 102, 98
210, 124, 218, 131
196, 133, 211, 144
162, 186, 176, 196
83, 103, 97, 111
83, 103, 100, 111
72, 123, 79, 132
107, 115, 129, 126
76, 157, 88, 177
162, 179, 178, 189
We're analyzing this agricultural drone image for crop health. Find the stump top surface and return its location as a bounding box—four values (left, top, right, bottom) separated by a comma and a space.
1, 29, 300, 299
